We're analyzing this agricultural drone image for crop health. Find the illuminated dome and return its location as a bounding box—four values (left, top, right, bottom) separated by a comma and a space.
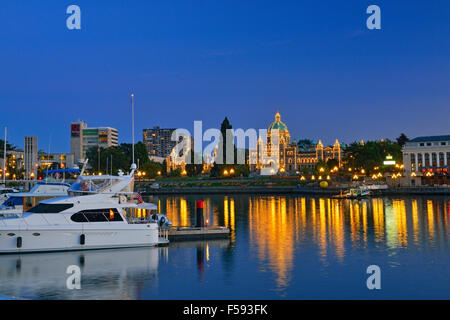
268, 111, 290, 146
269, 112, 288, 132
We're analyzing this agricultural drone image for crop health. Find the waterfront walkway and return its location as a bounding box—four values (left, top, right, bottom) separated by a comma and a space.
141, 186, 450, 196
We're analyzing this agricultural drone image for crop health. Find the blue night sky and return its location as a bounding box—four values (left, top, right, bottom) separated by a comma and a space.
0, 1, 449, 153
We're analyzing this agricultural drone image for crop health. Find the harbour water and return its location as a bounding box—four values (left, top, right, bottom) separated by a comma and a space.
0, 194, 449, 299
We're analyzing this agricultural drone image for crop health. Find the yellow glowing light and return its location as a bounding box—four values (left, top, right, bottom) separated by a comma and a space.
182, 169, 187, 176
326, 175, 330, 180
223, 170, 229, 175
318, 176, 322, 180
157, 171, 162, 175
319, 167, 325, 173
361, 169, 365, 174
353, 174, 359, 180
411, 172, 416, 177
300, 176, 306, 181
311, 175, 316, 180
230, 168, 235, 174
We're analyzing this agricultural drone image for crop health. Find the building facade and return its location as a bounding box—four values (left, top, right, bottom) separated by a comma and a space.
38, 152, 75, 172
24, 136, 38, 179
70, 121, 119, 162
143, 127, 177, 162
403, 135, 450, 175
249, 112, 342, 174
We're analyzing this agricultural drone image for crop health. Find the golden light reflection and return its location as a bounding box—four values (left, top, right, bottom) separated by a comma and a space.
165, 197, 190, 227
158, 194, 450, 294
393, 200, 408, 247
427, 200, 435, 241
249, 196, 295, 291
372, 198, 385, 242
411, 199, 419, 244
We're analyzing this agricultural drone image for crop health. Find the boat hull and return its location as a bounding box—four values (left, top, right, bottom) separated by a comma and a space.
0, 225, 159, 253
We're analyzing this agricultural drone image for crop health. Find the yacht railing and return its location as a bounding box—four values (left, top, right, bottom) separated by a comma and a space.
159, 227, 169, 240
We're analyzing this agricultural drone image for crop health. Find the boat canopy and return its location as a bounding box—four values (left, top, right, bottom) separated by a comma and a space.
120, 202, 157, 211
69, 175, 133, 195
44, 169, 79, 174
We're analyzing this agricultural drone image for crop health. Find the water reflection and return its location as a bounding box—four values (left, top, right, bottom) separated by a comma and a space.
0, 247, 160, 300
3, 195, 449, 299
155, 195, 450, 296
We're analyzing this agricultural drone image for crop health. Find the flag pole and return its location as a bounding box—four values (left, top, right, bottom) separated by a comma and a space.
131, 93, 135, 166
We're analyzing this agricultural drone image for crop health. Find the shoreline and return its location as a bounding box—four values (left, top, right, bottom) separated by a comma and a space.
141, 186, 450, 196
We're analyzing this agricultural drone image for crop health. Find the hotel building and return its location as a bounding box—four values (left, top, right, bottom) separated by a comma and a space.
402, 135, 450, 175
70, 121, 119, 162
143, 127, 177, 162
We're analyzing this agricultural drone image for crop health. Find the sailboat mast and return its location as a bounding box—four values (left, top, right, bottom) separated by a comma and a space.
3, 126, 6, 184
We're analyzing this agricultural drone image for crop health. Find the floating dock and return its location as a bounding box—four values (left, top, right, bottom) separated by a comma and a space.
159, 226, 230, 242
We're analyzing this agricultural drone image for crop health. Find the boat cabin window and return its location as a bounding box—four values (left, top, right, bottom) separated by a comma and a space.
70, 209, 123, 223
27, 203, 74, 213
122, 207, 157, 223
23, 196, 57, 212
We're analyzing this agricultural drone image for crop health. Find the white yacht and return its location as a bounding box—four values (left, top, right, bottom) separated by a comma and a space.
0, 165, 169, 253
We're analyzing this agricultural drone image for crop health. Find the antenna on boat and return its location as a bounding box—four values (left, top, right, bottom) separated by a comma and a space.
3, 126, 6, 184
80, 158, 88, 176
130, 163, 137, 177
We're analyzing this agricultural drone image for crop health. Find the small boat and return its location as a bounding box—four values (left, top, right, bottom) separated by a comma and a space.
333, 188, 372, 199
0, 164, 168, 253
0, 182, 70, 218
0, 186, 19, 204
0, 168, 82, 218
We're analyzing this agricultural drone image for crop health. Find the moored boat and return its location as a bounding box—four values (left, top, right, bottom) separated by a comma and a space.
0, 165, 168, 253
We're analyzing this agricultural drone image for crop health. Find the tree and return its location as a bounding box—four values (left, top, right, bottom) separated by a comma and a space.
0, 139, 17, 151
140, 161, 163, 178
326, 158, 339, 170
219, 117, 233, 164
396, 133, 409, 147
120, 142, 150, 166
343, 139, 402, 173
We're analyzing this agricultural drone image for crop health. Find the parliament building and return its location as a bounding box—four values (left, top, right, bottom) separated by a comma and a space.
249, 112, 342, 174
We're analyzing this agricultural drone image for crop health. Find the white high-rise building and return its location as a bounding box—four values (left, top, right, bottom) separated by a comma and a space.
70, 121, 119, 162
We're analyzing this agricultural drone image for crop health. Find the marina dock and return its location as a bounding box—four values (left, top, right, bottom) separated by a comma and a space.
159, 226, 230, 242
